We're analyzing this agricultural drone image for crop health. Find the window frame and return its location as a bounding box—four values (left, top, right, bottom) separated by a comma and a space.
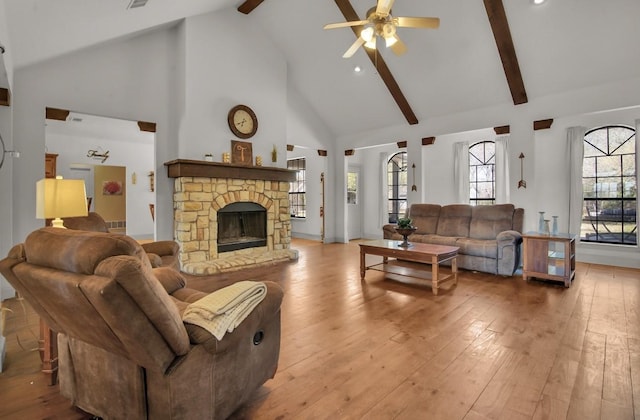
581, 124, 637, 246
387, 151, 408, 223
469, 140, 496, 206
287, 157, 306, 219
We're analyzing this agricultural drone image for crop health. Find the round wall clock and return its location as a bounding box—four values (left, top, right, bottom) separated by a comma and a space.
228, 104, 258, 139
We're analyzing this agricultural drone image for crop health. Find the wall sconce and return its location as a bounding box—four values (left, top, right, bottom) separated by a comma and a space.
0, 135, 20, 168
87, 148, 109, 163
0, 132, 20, 170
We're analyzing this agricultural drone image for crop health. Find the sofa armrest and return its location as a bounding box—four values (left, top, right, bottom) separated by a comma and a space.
496, 230, 523, 246
496, 230, 523, 276
383, 224, 397, 239
184, 281, 284, 354
141, 240, 179, 257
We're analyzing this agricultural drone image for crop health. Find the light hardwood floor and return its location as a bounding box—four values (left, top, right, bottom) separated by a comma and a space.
0, 238, 638, 419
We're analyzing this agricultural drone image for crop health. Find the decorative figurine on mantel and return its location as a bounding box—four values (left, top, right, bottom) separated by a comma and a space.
395, 217, 417, 248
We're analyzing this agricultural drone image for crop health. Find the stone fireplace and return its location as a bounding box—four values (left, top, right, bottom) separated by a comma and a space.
165, 159, 298, 275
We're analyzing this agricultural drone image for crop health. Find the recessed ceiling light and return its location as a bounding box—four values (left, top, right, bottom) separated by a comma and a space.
354, 66, 362, 73
532, 0, 546, 4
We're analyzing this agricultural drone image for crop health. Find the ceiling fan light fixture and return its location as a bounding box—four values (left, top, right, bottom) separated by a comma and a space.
364, 37, 377, 50
385, 35, 397, 47
360, 26, 375, 42
382, 22, 396, 38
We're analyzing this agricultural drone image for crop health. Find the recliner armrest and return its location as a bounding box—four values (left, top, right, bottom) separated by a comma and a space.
184, 281, 284, 354
496, 230, 523, 246
152, 267, 186, 294
141, 240, 179, 257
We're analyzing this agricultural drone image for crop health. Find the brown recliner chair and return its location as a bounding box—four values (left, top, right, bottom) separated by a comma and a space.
0, 228, 284, 419
63, 211, 180, 270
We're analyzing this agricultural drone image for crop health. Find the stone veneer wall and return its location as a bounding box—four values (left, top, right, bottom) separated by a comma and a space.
173, 176, 296, 274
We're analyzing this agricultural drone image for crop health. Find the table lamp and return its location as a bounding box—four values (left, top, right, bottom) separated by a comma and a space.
36, 176, 88, 228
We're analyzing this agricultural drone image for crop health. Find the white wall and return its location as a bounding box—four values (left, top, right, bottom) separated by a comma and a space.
1, 7, 339, 297
0, 3, 14, 301
338, 76, 640, 268
46, 128, 155, 239
285, 85, 335, 242
0, 103, 13, 300
0, 1, 14, 90
181, 9, 288, 165
9, 25, 181, 256
533, 106, 640, 268
358, 143, 397, 240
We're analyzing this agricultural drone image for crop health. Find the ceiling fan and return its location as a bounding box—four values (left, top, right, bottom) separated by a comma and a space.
324, 0, 440, 58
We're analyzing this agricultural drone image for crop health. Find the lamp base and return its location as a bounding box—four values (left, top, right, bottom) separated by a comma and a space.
50, 218, 67, 229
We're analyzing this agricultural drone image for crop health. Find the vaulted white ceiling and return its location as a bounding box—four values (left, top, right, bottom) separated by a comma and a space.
3, 0, 640, 137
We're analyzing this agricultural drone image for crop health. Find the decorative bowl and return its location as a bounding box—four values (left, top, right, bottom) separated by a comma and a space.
395, 226, 417, 248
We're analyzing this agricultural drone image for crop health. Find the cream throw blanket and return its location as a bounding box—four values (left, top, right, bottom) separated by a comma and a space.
182, 281, 267, 340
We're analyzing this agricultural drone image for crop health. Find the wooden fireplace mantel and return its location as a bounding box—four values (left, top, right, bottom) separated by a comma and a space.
164, 159, 296, 182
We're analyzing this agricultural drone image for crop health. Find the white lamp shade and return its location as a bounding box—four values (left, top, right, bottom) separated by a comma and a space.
36, 177, 88, 220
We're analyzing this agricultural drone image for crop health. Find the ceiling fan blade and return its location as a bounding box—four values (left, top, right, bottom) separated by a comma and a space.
395, 16, 440, 29
375, 0, 395, 17
343, 37, 366, 58
390, 35, 407, 56
324, 20, 369, 30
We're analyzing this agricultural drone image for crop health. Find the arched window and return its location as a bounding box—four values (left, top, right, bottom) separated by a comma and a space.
582, 125, 636, 245
387, 151, 407, 223
469, 141, 495, 206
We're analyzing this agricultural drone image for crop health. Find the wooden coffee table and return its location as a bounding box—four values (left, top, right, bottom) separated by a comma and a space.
359, 240, 459, 295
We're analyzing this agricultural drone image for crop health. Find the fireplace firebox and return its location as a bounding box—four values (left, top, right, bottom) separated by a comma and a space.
217, 202, 267, 253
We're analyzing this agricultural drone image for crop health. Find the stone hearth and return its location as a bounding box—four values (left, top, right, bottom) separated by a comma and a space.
165, 159, 298, 275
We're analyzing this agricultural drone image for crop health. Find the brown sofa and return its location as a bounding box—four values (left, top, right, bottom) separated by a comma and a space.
0, 228, 284, 419
63, 211, 180, 270
383, 204, 524, 276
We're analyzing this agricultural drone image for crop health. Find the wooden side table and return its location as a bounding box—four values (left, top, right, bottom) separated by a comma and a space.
522, 232, 576, 287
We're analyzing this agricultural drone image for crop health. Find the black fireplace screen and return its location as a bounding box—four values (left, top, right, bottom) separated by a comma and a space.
217, 202, 267, 253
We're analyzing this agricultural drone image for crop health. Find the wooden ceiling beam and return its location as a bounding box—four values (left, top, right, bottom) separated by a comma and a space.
45, 107, 70, 121
483, 0, 528, 105
533, 119, 553, 130
137, 121, 156, 133
334, 0, 418, 125
494, 125, 510, 135
237, 0, 265, 15
422, 137, 436, 146
0, 88, 10, 107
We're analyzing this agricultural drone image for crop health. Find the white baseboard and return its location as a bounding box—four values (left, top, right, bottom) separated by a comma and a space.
291, 232, 323, 241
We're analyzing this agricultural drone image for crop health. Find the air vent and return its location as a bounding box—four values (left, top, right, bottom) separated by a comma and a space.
127, 0, 148, 9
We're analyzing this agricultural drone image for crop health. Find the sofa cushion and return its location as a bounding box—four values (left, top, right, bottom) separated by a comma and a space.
436, 205, 472, 237
408, 204, 441, 234
469, 204, 515, 240
411, 234, 460, 247
455, 238, 498, 259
